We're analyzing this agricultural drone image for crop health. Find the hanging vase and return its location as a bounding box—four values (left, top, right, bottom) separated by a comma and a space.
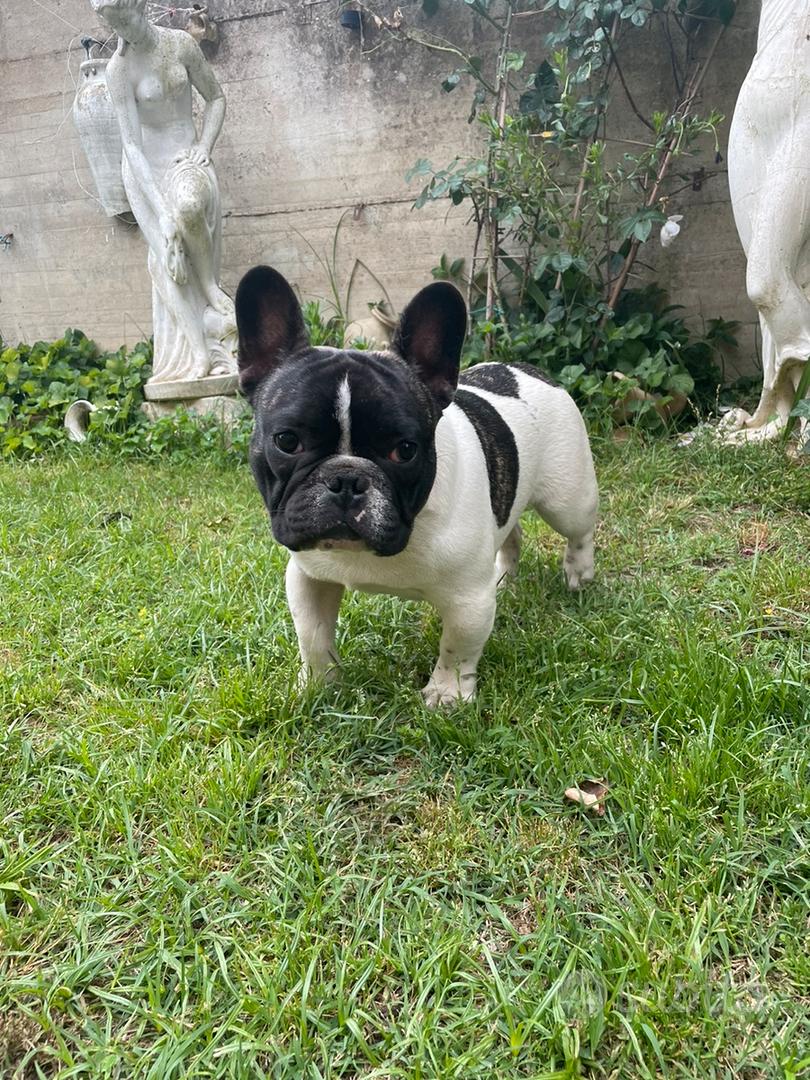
73, 56, 131, 217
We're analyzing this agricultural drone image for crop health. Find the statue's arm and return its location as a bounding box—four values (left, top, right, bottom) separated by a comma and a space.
182, 35, 226, 161
106, 58, 171, 230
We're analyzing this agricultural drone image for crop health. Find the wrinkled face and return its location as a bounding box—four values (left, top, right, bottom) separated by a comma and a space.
235, 267, 467, 558
250, 349, 439, 556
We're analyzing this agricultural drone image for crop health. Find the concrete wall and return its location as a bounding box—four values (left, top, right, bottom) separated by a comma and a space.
0, 0, 760, 376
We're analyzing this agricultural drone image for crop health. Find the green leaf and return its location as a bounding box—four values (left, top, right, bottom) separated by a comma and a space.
500, 254, 548, 311
666, 369, 695, 396
503, 51, 526, 73
405, 159, 433, 182
468, 85, 487, 123
624, 314, 653, 338
558, 363, 586, 387
618, 208, 667, 244
532, 254, 552, 279
550, 252, 574, 273
519, 60, 560, 120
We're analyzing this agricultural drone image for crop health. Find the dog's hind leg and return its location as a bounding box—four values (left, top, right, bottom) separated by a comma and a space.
495, 523, 522, 588
562, 529, 595, 590
533, 501, 597, 590
529, 439, 598, 591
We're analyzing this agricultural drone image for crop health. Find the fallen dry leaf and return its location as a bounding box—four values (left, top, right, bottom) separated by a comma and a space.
564, 778, 610, 816
739, 521, 771, 556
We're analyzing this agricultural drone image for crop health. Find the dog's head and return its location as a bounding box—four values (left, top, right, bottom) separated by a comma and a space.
235, 266, 466, 556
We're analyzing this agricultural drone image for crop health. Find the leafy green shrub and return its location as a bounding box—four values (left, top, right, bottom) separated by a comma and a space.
302, 298, 376, 351
403, 0, 739, 429
449, 259, 737, 428
302, 300, 345, 348
0, 330, 152, 455
87, 401, 254, 464
0, 329, 252, 463
0, 302, 354, 462
788, 365, 810, 453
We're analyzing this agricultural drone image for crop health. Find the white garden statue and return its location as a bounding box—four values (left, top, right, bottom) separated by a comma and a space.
722, 0, 810, 443
91, 0, 238, 401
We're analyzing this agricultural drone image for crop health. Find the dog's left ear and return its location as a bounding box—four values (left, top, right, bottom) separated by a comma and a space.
391, 282, 467, 411
235, 265, 308, 400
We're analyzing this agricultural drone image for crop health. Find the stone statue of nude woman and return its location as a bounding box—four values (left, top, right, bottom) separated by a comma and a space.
722, 0, 810, 443
92, 0, 237, 389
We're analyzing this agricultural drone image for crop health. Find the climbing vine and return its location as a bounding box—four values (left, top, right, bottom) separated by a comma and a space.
361, 0, 738, 419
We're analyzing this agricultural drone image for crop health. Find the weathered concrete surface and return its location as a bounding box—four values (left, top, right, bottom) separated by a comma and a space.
0, 0, 760, 376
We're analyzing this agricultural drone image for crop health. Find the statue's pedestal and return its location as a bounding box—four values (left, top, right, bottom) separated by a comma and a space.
141, 375, 249, 426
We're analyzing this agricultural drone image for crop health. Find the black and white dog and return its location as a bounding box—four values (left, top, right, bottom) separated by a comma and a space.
235, 266, 598, 706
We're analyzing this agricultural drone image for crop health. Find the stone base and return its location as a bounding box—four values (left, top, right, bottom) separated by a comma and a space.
144, 373, 239, 400
141, 394, 249, 427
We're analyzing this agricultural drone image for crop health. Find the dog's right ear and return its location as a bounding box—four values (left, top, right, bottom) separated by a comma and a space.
235, 266, 308, 400
391, 282, 466, 412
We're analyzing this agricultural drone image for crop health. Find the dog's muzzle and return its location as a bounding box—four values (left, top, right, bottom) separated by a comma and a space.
274, 455, 409, 556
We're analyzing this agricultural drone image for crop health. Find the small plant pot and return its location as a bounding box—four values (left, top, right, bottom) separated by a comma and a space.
344, 302, 398, 348
64, 399, 97, 442
609, 371, 687, 426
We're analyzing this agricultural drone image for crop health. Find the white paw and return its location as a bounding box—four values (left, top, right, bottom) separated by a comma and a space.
564, 539, 595, 591
565, 563, 594, 590
297, 660, 340, 691
422, 672, 476, 709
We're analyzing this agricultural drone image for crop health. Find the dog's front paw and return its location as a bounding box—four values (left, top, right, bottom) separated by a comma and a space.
422, 671, 476, 709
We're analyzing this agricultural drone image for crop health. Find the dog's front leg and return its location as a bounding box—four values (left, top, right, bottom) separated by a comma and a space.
422, 585, 497, 708
286, 559, 344, 686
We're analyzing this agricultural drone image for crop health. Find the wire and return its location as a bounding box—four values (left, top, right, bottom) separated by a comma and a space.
29, 0, 82, 32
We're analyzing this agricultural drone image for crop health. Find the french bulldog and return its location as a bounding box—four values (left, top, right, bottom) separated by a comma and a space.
235, 266, 598, 707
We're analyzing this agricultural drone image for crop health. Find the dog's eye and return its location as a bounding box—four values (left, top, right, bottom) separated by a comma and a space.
388, 440, 418, 464
273, 431, 303, 454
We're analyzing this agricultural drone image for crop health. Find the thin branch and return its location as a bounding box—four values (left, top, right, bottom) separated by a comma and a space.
662, 12, 684, 97
665, 169, 725, 198
356, 9, 501, 96
599, 20, 655, 132
467, 214, 484, 321
484, 2, 513, 338
466, 0, 507, 34
551, 14, 619, 291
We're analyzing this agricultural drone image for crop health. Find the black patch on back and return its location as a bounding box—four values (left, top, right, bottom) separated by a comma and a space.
459, 364, 520, 397
453, 389, 518, 527
459, 361, 560, 398
509, 361, 559, 387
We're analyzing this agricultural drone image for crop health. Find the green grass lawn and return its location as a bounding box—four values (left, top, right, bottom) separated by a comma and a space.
1, 435, 808, 1078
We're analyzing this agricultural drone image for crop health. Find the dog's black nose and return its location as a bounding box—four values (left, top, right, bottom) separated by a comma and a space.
323, 472, 370, 506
